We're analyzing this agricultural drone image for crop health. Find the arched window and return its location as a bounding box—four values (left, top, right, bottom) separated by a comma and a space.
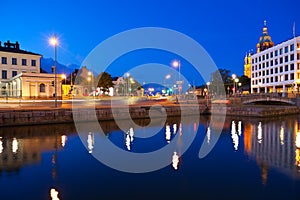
40, 83, 45, 93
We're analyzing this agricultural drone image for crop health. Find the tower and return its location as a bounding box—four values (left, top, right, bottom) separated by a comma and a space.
244, 51, 252, 78
256, 20, 274, 53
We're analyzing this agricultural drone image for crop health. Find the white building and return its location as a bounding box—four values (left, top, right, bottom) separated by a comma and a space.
0, 40, 62, 99
248, 22, 300, 94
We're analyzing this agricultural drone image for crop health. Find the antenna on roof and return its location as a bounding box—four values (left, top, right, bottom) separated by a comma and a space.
293, 22, 296, 38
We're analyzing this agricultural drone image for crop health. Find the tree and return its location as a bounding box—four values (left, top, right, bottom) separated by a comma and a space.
210, 68, 231, 94
96, 72, 113, 93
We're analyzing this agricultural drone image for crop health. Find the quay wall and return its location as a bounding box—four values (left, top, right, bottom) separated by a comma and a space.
0, 104, 299, 127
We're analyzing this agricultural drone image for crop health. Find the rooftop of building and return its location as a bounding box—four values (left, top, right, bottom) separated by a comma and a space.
0, 40, 41, 56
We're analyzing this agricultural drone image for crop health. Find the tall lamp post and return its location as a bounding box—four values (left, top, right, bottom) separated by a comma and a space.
231, 74, 236, 95
172, 60, 181, 96
50, 35, 58, 107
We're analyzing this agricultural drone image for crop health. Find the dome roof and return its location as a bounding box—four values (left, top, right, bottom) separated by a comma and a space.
256, 20, 274, 52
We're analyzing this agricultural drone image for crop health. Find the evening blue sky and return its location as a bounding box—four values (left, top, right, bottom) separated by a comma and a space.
0, 0, 299, 79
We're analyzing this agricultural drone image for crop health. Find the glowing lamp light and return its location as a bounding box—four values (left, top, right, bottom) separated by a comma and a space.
49, 36, 58, 46
172, 60, 180, 68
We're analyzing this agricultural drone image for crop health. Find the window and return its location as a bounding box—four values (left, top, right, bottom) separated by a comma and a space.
255, 65, 257, 70
280, 48, 283, 55
275, 59, 278, 65
255, 57, 258, 63
290, 54, 294, 61
285, 55, 288, 62
275, 68, 278, 73
280, 66, 283, 73
262, 55, 265, 60
262, 79, 265, 84
298, 73, 300, 79
266, 78, 269, 83
270, 60, 273, 66
271, 77, 273, 82
12, 71, 17, 77
12, 58, 17, 65
263, 63, 265, 68
259, 64, 261, 69
291, 73, 294, 80
252, 59, 254, 64
266, 62, 269, 67
270, 52, 273, 58
298, 53, 300, 60
259, 56, 261, 62
263, 71, 265, 76
31, 60, 36, 67
290, 44, 294, 51
298, 63, 300, 70
280, 57, 283, 64
275, 50, 278, 56
285, 46, 289, 53
285, 65, 289, 71
285, 74, 289, 81
22, 59, 27, 66
275, 76, 278, 82
252, 74, 254, 78
266, 54, 269, 59
2, 70, 7, 79
259, 72, 261, 76
291, 64, 294, 71
252, 66, 254, 71
40, 83, 46, 93
1, 57, 7, 64
270, 68, 273, 74
266, 70, 269, 75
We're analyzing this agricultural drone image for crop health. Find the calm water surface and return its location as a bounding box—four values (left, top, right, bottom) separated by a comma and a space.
0, 115, 300, 200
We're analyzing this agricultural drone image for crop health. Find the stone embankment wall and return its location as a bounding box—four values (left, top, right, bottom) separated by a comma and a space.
0, 104, 208, 127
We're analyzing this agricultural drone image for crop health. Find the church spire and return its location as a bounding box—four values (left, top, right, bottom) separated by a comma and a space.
256, 20, 274, 53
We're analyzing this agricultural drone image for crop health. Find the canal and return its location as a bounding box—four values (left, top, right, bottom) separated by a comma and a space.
0, 115, 300, 199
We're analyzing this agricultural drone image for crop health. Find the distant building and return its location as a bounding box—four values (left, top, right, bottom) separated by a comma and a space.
246, 21, 300, 94
0, 40, 62, 99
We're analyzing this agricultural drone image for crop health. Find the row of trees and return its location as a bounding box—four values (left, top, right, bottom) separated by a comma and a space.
209, 68, 250, 95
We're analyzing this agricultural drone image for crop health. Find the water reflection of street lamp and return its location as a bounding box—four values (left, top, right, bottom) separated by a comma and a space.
49, 35, 58, 107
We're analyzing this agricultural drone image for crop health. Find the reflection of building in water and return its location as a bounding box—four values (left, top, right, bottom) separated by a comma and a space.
0, 136, 62, 173
244, 119, 300, 184
172, 151, 180, 170
87, 132, 94, 153
124, 128, 134, 151
231, 121, 239, 151
165, 124, 171, 143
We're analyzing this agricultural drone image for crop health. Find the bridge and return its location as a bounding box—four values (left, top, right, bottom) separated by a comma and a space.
239, 93, 297, 106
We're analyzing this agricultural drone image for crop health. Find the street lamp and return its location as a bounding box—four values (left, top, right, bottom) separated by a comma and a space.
61, 74, 66, 84
234, 78, 239, 95
231, 74, 236, 95
172, 60, 181, 96
49, 35, 58, 107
